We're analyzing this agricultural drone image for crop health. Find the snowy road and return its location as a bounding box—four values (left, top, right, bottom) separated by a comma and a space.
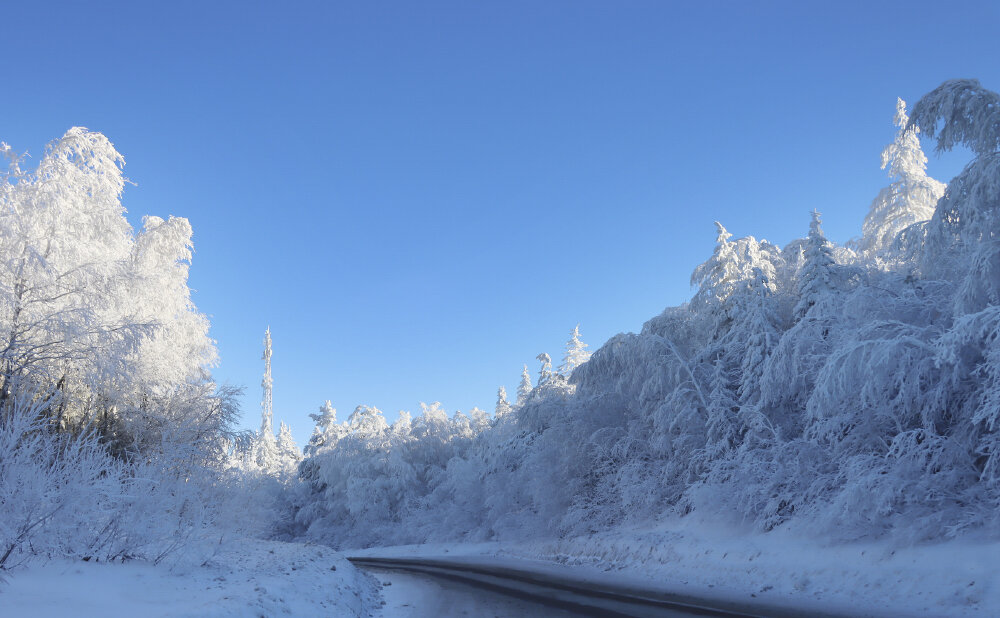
350, 556, 783, 617
366, 567, 582, 617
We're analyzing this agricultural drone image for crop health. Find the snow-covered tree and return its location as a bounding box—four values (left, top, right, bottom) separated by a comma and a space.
468, 406, 491, 433
858, 98, 945, 260
733, 268, 782, 409
0, 128, 135, 404
691, 221, 783, 340
495, 386, 512, 419
0, 128, 251, 569
702, 357, 739, 459
794, 210, 837, 318
559, 325, 591, 376
306, 400, 339, 456
346, 404, 389, 437
276, 421, 301, 470
910, 79, 1000, 314
0, 128, 232, 461
907, 79, 1000, 522
910, 79, 1000, 157
536, 352, 554, 386
691, 222, 740, 309
516, 364, 532, 406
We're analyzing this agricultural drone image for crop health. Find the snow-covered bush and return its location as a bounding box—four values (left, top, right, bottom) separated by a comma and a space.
294, 401, 490, 547
0, 387, 265, 570
0, 391, 127, 568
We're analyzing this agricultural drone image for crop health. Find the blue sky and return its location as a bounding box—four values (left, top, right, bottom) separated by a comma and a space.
2, 1, 998, 445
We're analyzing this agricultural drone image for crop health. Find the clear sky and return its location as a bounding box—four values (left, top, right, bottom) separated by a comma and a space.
2, 1, 998, 446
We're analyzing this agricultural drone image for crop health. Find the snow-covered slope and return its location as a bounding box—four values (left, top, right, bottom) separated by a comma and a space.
0, 540, 380, 617
501, 524, 997, 617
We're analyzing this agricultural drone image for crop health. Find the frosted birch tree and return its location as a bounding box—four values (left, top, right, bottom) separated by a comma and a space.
0, 128, 230, 458
0, 128, 245, 568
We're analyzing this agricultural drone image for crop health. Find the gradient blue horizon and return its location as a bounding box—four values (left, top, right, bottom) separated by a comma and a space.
2, 1, 998, 446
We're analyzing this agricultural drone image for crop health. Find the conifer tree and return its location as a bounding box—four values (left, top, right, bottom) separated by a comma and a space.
704, 357, 740, 458
536, 353, 554, 386
559, 325, 592, 376
495, 386, 512, 419
910, 79, 1000, 314
277, 421, 301, 465
516, 365, 533, 406
306, 400, 338, 456
909, 79, 1000, 491
735, 269, 781, 407
794, 210, 837, 318
859, 98, 945, 259
690, 221, 783, 341
691, 222, 740, 307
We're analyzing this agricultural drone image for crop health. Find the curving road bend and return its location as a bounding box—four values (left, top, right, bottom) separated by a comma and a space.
363, 567, 582, 617
348, 556, 814, 617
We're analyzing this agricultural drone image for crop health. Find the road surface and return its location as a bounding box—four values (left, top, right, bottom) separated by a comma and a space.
365, 567, 583, 617
348, 556, 807, 617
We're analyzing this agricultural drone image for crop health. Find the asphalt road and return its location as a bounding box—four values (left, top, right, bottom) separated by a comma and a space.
364, 567, 583, 617
348, 556, 791, 617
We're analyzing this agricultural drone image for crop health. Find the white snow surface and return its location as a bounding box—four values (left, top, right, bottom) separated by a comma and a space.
0, 539, 380, 617
352, 519, 999, 617
3, 521, 995, 617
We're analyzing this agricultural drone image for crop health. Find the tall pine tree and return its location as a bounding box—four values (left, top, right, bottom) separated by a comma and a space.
794, 210, 837, 319
516, 364, 533, 406
495, 386, 512, 419
559, 325, 592, 376
859, 98, 945, 260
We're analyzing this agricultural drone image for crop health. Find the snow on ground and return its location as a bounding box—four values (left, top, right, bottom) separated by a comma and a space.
351, 519, 999, 617
501, 520, 998, 617
6, 523, 995, 617
0, 539, 381, 617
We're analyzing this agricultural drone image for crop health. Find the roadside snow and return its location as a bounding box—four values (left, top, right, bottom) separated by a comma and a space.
500, 521, 997, 617
0, 539, 380, 617
351, 519, 999, 617
8, 523, 992, 617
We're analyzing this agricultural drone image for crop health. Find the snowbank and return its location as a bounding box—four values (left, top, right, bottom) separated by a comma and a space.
0, 539, 380, 617
505, 523, 997, 617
